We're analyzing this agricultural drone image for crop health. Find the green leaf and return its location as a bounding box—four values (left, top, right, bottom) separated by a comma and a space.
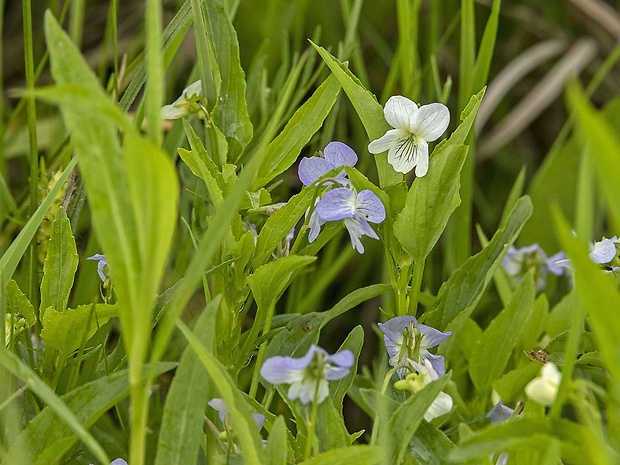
253, 187, 316, 267
264, 416, 289, 465
554, 210, 620, 385
408, 421, 457, 465
394, 144, 468, 263
378, 372, 452, 464
330, 326, 364, 411
248, 256, 316, 311
449, 417, 608, 464
297, 445, 384, 465
264, 284, 391, 361
176, 320, 265, 464
252, 75, 341, 190
518, 293, 549, 353
40, 304, 118, 356
6, 280, 35, 326
469, 272, 536, 393
424, 196, 532, 356
0, 362, 175, 465
155, 297, 220, 465
492, 363, 541, 406
45, 12, 179, 346
0, 157, 77, 282
310, 41, 401, 188
180, 119, 224, 205
40, 207, 78, 314
204, 0, 253, 159
471, 0, 501, 94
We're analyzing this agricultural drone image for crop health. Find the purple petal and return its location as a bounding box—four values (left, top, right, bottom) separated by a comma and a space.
546, 251, 568, 276
208, 398, 228, 423
378, 316, 416, 360
307, 209, 325, 243
378, 316, 416, 342
486, 400, 515, 425
323, 141, 358, 168
252, 413, 266, 430
327, 349, 354, 368
325, 365, 351, 381
422, 353, 446, 377
260, 345, 320, 384
315, 188, 356, 221
417, 324, 451, 348
356, 190, 386, 224
111, 460, 128, 465
298, 157, 334, 186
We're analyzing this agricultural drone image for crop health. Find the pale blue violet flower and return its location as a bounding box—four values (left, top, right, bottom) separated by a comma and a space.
299, 142, 358, 242
378, 315, 450, 378
86, 254, 109, 282
208, 398, 266, 431
91, 459, 126, 465
368, 96, 450, 176
260, 345, 354, 404
315, 187, 386, 253
298, 141, 358, 186
502, 244, 566, 290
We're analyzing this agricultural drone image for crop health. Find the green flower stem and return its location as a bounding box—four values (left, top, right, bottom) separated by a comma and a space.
370, 367, 400, 445
304, 382, 321, 460
408, 258, 425, 317
23, 0, 39, 311
395, 263, 411, 317
248, 302, 276, 398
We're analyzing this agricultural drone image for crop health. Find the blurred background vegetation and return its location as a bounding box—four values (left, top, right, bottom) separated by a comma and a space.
2, 0, 620, 437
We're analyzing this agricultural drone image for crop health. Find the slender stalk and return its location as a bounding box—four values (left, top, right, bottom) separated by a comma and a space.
249, 302, 276, 398
304, 382, 321, 460
23, 0, 39, 310
408, 259, 425, 317
369, 367, 400, 445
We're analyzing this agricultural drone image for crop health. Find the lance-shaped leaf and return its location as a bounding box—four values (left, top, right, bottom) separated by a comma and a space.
203, 0, 253, 160
40, 207, 78, 314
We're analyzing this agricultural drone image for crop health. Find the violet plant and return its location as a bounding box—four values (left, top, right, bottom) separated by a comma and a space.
2, 1, 620, 465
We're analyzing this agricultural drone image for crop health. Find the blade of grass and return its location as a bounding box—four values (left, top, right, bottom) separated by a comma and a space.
145, 0, 163, 147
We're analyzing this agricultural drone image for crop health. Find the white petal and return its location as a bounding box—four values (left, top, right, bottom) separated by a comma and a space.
183, 80, 202, 99
525, 377, 557, 406
410, 103, 450, 141
414, 140, 429, 177
387, 137, 418, 174
541, 362, 562, 384
368, 129, 405, 154
161, 104, 187, 120
384, 95, 418, 130
424, 392, 453, 421
590, 238, 616, 264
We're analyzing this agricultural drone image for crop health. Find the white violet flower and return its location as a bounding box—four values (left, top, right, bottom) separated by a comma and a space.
368, 95, 450, 177
161, 80, 203, 119
525, 362, 561, 406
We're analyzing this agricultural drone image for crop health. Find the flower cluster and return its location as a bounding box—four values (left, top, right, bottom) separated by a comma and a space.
298, 142, 386, 253
502, 244, 566, 290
